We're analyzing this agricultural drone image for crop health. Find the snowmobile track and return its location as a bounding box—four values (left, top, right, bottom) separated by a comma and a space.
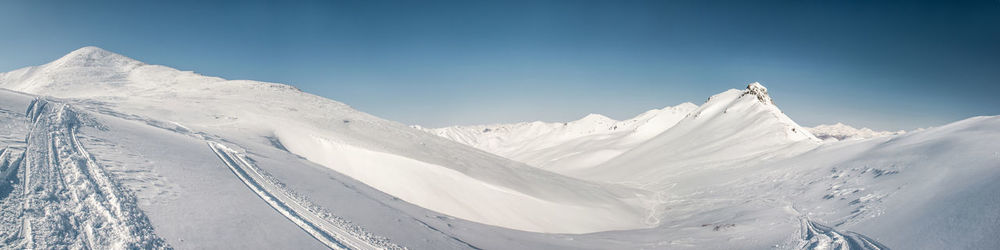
799, 219, 889, 250
208, 141, 385, 250
10, 99, 167, 249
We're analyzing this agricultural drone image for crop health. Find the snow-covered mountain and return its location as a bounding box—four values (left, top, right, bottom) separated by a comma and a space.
421, 102, 697, 172
421, 81, 1000, 249
1, 47, 998, 250
576, 83, 820, 184
426, 83, 822, 184
808, 123, 905, 141
0, 47, 655, 239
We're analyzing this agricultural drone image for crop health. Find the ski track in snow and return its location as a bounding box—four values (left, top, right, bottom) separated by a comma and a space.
1, 96, 404, 249
0, 99, 168, 249
208, 141, 399, 250
798, 219, 889, 250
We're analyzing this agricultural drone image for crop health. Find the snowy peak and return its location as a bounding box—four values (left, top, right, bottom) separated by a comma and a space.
63, 46, 116, 60
567, 113, 615, 131
741, 82, 773, 105
577, 113, 614, 123
49, 46, 143, 69
1, 46, 296, 98
579, 83, 819, 183
0, 47, 157, 96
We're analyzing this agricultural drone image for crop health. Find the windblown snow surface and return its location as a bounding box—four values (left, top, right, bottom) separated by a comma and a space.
1, 47, 998, 249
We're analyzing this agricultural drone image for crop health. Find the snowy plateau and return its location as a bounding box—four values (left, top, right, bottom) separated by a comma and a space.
0, 47, 998, 249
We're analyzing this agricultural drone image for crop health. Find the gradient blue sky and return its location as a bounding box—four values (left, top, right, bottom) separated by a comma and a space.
1, 0, 998, 130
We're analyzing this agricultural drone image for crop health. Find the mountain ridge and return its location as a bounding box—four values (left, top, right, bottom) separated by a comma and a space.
550, 83, 819, 183
424, 82, 820, 178
422, 102, 699, 172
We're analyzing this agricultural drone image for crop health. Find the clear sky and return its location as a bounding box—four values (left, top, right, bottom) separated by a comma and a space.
1, 0, 997, 130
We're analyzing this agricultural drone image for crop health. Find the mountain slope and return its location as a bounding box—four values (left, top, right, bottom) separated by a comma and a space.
423, 102, 698, 172
576, 83, 820, 185
0, 91, 343, 249
1, 89, 622, 250
745, 115, 1000, 249
0, 46, 653, 234
422, 81, 1000, 249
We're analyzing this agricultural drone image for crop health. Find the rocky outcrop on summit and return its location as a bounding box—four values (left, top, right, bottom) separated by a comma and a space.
741, 82, 773, 105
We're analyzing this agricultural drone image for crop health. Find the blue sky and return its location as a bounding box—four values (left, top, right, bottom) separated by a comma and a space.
1, 0, 997, 130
